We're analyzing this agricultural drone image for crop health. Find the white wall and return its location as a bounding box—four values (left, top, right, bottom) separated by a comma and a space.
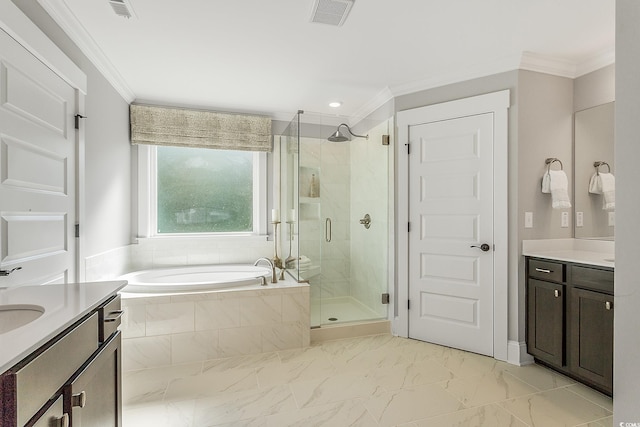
614, 0, 640, 422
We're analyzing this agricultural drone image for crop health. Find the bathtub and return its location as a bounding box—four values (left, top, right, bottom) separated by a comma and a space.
117, 264, 310, 370
119, 265, 272, 293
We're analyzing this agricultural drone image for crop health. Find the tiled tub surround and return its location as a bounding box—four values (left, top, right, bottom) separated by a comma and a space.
120, 279, 310, 371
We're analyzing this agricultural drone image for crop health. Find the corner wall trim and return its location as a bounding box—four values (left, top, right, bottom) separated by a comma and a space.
507, 340, 534, 366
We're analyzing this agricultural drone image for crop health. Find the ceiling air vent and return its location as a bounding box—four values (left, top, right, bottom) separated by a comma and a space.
109, 0, 136, 19
310, 0, 355, 26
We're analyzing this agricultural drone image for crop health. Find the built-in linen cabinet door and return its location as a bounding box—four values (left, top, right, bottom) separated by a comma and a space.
65, 332, 122, 427
32, 395, 68, 427
527, 279, 565, 366
570, 288, 614, 394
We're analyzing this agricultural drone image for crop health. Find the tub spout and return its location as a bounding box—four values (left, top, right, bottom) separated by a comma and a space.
254, 257, 277, 283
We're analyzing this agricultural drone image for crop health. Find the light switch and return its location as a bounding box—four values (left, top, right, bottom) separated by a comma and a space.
608, 211, 615, 227
524, 212, 533, 229
576, 212, 584, 227
561, 211, 569, 228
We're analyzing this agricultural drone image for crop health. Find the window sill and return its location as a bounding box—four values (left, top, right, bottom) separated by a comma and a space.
134, 234, 269, 245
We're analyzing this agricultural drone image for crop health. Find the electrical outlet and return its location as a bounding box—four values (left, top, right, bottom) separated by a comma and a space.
576, 212, 584, 227
525, 212, 533, 229
608, 211, 615, 227
561, 211, 569, 228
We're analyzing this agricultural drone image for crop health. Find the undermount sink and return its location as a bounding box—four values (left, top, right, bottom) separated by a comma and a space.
0, 304, 45, 334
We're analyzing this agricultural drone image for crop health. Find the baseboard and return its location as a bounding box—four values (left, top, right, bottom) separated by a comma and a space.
310, 320, 391, 343
507, 340, 534, 366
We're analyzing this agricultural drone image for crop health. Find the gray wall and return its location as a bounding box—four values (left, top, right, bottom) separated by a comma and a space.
614, 0, 640, 422
12, 1, 132, 258
574, 64, 615, 113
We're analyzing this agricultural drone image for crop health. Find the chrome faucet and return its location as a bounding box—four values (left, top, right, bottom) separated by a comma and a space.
254, 257, 277, 284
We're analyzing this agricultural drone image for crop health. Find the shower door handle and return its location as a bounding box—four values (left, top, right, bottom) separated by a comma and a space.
325, 218, 332, 242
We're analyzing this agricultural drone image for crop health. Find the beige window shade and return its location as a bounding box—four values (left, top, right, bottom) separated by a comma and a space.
130, 104, 272, 152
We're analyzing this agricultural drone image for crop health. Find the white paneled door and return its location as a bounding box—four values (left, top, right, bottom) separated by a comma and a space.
408, 113, 494, 356
0, 29, 77, 286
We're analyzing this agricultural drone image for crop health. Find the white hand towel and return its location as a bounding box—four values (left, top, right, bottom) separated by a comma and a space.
599, 172, 615, 211
541, 172, 551, 193
548, 170, 571, 209
588, 173, 602, 194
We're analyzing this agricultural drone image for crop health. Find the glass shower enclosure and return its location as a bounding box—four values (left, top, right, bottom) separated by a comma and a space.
279, 111, 391, 328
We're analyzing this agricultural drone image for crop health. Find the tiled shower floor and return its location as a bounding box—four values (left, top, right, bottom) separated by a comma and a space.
122, 334, 613, 426
311, 296, 383, 326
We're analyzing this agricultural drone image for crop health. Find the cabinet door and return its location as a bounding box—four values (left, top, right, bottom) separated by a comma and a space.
570, 288, 613, 393
527, 279, 565, 366
65, 332, 122, 427
31, 395, 67, 427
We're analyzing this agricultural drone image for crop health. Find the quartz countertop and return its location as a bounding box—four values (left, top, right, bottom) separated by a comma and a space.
0, 281, 127, 373
522, 239, 614, 268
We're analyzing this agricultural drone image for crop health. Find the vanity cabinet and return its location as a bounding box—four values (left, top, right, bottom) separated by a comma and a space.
0, 293, 123, 427
526, 257, 613, 395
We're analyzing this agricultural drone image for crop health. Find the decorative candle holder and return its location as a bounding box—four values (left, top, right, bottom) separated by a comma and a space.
285, 220, 296, 268
271, 221, 283, 271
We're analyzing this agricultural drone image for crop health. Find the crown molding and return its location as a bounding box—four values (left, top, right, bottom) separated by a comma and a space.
37, 0, 135, 102
348, 86, 394, 126
575, 48, 615, 77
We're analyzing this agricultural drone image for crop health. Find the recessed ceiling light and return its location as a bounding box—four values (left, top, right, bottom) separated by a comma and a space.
329, 101, 342, 108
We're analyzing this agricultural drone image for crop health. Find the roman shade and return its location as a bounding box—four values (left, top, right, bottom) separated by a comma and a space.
130, 104, 272, 152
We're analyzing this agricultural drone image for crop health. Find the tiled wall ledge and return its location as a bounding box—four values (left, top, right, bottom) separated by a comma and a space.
120, 282, 310, 371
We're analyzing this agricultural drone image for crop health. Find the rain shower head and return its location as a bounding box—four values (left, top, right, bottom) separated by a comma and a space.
327, 123, 368, 142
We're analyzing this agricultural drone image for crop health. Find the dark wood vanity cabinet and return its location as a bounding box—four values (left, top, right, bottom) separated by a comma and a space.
526, 257, 613, 395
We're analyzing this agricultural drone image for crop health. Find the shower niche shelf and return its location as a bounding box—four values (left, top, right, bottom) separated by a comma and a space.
299, 202, 320, 221
300, 166, 320, 199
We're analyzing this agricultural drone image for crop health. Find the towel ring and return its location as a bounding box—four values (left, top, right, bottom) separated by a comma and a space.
545, 158, 563, 173
593, 161, 611, 175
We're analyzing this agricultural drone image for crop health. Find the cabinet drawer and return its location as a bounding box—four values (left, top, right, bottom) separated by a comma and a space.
99, 295, 122, 343
571, 265, 614, 294
14, 313, 98, 426
32, 395, 66, 427
529, 259, 565, 283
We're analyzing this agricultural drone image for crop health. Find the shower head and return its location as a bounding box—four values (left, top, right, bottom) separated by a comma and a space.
327, 123, 368, 142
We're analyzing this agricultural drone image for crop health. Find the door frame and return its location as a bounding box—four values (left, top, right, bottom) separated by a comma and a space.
394, 90, 510, 361
0, 0, 87, 281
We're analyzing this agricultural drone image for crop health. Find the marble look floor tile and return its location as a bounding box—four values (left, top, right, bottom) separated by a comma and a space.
290, 373, 385, 409
202, 352, 281, 372
123, 362, 202, 405
501, 363, 576, 391
413, 403, 528, 427
277, 345, 333, 364
210, 417, 267, 427
434, 348, 511, 379
565, 383, 613, 412
438, 370, 539, 407
264, 398, 377, 427
363, 383, 465, 427
165, 367, 258, 401
192, 385, 297, 426
498, 388, 612, 427
122, 400, 195, 427
256, 357, 336, 388
361, 359, 455, 391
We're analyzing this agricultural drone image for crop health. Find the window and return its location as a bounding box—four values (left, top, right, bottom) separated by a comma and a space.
138, 145, 267, 237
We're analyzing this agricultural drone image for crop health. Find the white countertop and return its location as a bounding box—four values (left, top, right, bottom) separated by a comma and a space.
522, 239, 615, 268
0, 281, 127, 372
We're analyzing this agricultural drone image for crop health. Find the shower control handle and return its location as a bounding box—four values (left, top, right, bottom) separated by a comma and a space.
359, 214, 371, 229
470, 243, 491, 252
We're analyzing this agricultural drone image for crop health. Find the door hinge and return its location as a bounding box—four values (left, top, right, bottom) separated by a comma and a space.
75, 224, 80, 238
381, 293, 390, 304
74, 114, 86, 130
408, 300, 410, 310
405, 143, 410, 154
408, 222, 411, 232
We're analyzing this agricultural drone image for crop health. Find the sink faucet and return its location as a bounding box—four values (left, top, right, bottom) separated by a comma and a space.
254, 257, 277, 284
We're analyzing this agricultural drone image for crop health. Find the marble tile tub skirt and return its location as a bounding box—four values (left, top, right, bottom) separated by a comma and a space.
120, 284, 310, 371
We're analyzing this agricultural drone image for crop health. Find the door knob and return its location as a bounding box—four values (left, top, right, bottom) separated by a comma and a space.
470, 243, 491, 252
0, 267, 22, 276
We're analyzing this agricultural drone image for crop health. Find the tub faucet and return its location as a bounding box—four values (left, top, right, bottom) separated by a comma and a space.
254, 257, 277, 284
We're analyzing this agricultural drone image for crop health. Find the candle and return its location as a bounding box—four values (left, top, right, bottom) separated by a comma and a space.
271, 209, 280, 222
289, 209, 296, 222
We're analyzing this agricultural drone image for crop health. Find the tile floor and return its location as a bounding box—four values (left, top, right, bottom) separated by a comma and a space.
122, 334, 613, 427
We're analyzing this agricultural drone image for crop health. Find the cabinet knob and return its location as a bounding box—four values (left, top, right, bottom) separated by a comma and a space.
58, 413, 69, 427
72, 390, 87, 408
554, 289, 560, 298
605, 301, 612, 310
